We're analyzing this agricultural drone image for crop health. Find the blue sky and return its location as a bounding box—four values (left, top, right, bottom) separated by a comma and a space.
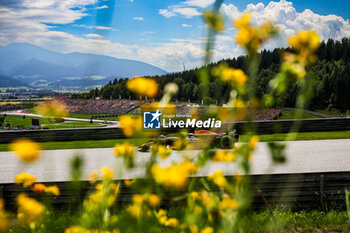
1, 0, 350, 72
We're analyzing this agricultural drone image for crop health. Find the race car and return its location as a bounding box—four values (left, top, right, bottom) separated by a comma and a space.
138, 129, 239, 152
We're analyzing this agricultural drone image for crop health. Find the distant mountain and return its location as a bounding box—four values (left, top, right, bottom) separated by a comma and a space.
0, 43, 167, 88
0, 75, 30, 87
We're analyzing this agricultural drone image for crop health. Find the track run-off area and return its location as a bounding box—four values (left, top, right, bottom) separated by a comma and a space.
0, 139, 349, 184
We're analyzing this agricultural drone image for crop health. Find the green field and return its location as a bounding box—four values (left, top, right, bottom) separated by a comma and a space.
240, 130, 350, 142
277, 109, 322, 120
6, 208, 350, 233
0, 115, 103, 129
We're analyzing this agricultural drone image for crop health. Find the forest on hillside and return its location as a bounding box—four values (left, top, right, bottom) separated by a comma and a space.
72, 38, 350, 111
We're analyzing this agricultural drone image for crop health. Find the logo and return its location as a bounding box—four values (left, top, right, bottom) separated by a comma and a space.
143, 110, 161, 129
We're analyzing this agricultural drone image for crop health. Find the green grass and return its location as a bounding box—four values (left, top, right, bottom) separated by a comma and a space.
0, 138, 150, 151
240, 130, 350, 142
243, 209, 350, 232
278, 109, 321, 120
1, 115, 52, 128
42, 122, 102, 129
315, 108, 348, 116
0, 115, 103, 130
7, 208, 349, 233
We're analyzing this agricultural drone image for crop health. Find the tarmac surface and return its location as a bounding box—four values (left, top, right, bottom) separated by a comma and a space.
0, 139, 349, 184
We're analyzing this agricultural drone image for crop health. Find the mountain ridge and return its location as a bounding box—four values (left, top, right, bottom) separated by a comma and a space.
0, 43, 167, 88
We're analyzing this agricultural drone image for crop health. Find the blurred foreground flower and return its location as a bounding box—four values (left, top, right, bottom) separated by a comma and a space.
15, 172, 37, 188
151, 144, 172, 160
119, 116, 142, 137
203, 10, 225, 32
234, 13, 277, 53
219, 194, 239, 210
288, 30, 320, 61
0, 199, 9, 231
17, 193, 45, 226
114, 142, 135, 158
212, 150, 235, 162
36, 99, 68, 118
100, 167, 114, 180
114, 142, 135, 168
126, 76, 158, 98
10, 138, 41, 163
33, 184, 60, 196
208, 170, 227, 188
221, 67, 247, 87
152, 161, 198, 189
249, 136, 259, 150
45, 185, 60, 196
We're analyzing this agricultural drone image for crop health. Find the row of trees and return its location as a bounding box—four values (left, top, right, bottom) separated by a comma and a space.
72, 38, 350, 111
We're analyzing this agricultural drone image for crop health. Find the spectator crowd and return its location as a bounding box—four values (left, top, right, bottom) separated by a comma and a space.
59, 98, 141, 115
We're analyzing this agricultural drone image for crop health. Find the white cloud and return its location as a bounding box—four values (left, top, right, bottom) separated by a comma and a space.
84, 33, 103, 39
133, 17, 144, 21
220, 3, 240, 20
182, 24, 192, 27
96, 5, 108, 10
183, 0, 215, 8
159, 9, 176, 18
172, 7, 200, 18
221, 0, 350, 42
159, 6, 200, 18
159, 0, 211, 18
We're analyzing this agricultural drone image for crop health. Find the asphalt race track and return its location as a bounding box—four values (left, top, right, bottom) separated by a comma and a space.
0, 139, 349, 184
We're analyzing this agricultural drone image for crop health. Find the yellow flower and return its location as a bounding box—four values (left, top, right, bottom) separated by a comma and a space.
32, 183, 46, 193
200, 227, 214, 233
249, 136, 259, 150
65, 226, 89, 233
17, 193, 45, 225
89, 170, 98, 184
126, 77, 158, 98
219, 195, 239, 209
288, 30, 320, 59
164, 218, 179, 228
233, 13, 277, 52
154, 145, 172, 160
189, 225, 199, 233
10, 138, 41, 163
151, 161, 198, 189
200, 191, 214, 207
233, 13, 251, 29
208, 170, 227, 188
100, 167, 114, 180
119, 115, 142, 137
212, 150, 235, 162
0, 199, 9, 231
132, 194, 144, 205
15, 172, 37, 188
124, 179, 136, 187
114, 142, 135, 158
127, 204, 141, 218
190, 191, 199, 200
36, 99, 68, 118
221, 68, 247, 87
148, 194, 160, 207
45, 185, 60, 196
282, 53, 307, 79
203, 10, 225, 32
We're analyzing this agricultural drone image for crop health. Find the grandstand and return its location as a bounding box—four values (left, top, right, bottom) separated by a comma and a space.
59, 98, 142, 115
